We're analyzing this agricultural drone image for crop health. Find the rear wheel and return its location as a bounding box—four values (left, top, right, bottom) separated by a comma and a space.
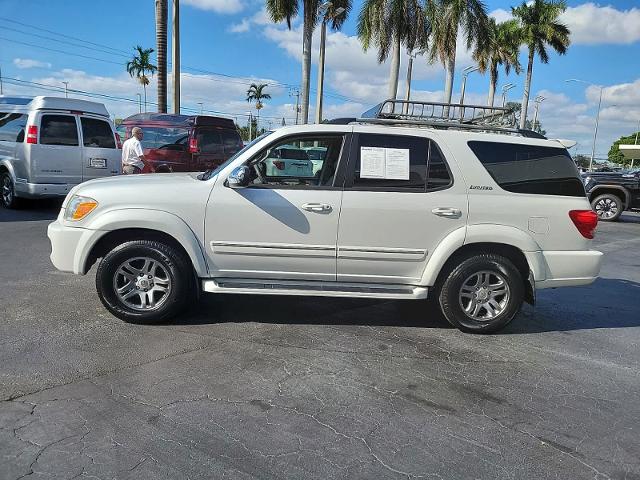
438, 254, 524, 334
96, 240, 194, 323
591, 193, 622, 221
1, 172, 19, 209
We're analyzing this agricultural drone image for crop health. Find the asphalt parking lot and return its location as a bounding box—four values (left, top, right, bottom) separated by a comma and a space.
1, 201, 639, 480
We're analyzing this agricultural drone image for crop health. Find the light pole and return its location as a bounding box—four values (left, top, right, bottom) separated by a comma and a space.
136, 93, 142, 114
197, 102, 204, 115
501, 83, 515, 108
62, 81, 69, 98
566, 78, 606, 172
532, 95, 546, 132
403, 48, 427, 114
247, 112, 253, 142
315, 2, 345, 124
459, 65, 479, 120
290, 88, 300, 125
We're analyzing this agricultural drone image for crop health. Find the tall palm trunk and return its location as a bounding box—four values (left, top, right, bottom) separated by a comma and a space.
300, 9, 314, 124
387, 36, 401, 100
443, 51, 456, 117
520, 48, 534, 129
155, 0, 168, 113
487, 61, 498, 107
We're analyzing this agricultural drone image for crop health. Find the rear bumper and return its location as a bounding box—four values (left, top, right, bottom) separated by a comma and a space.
532, 249, 603, 289
15, 181, 77, 198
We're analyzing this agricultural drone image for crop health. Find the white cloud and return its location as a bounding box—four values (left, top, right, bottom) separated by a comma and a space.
182, 0, 244, 14
229, 8, 272, 32
561, 3, 640, 45
489, 8, 513, 23
13, 58, 52, 69
229, 18, 250, 33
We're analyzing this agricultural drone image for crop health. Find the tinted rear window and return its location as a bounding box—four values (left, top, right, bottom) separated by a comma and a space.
468, 141, 585, 197
40, 115, 79, 146
81, 117, 115, 148
138, 127, 189, 151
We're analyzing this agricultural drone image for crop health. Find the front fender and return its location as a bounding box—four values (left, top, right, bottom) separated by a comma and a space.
77, 208, 209, 276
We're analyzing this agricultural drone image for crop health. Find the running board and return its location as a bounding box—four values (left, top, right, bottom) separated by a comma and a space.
202, 278, 428, 300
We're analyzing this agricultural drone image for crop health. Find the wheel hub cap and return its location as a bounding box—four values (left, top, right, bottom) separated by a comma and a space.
113, 257, 171, 311
459, 270, 510, 322
595, 198, 617, 219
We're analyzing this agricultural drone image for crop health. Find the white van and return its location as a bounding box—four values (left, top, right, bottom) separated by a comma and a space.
0, 96, 121, 208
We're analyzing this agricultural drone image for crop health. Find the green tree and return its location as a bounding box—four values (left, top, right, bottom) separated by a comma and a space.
428, 0, 489, 109
473, 18, 521, 107
266, 0, 351, 124
358, 0, 430, 100
512, 0, 570, 129
126, 46, 157, 113
608, 132, 640, 166
574, 154, 590, 169
505, 101, 546, 134
246, 83, 272, 141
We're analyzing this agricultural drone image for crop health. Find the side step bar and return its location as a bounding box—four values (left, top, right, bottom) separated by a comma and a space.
202, 278, 428, 300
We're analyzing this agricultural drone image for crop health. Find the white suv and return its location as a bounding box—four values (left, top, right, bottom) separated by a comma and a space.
47, 101, 603, 333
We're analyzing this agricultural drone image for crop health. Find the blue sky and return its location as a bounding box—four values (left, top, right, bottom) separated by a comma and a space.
1, 0, 639, 156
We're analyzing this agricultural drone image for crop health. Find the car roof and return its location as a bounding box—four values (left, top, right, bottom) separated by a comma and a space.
122, 113, 236, 129
0, 96, 110, 117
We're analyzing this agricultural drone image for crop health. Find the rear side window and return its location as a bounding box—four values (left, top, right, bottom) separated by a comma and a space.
468, 141, 585, 197
350, 134, 452, 192
0, 112, 27, 142
40, 115, 79, 146
80, 118, 116, 148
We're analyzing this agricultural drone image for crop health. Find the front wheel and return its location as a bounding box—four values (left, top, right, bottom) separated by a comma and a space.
96, 240, 194, 323
438, 254, 524, 334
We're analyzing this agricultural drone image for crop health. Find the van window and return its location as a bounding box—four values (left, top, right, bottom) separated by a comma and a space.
40, 115, 79, 146
0, 112, 27, 142
81, 118, 116, 148
468, 141, 585, 197
197, 130, 223, 153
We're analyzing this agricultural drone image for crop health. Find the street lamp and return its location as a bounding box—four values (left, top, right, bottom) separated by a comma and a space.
197, 102, 204, 115
315, 2, 345, 124
566, 78, 605, 172
501, 83, 515, 108
62, 81, 69, 98
459, 65, 479, 120
532, 95, 546, 132
403, 48, 427, 113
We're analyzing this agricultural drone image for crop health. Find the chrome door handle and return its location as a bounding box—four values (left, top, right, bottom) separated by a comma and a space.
432, 207, 462, 218
302, 203, 332, 213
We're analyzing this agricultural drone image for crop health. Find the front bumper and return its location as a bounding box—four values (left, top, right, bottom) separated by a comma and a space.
47, 220, 104, 274
532, 249, 604, 289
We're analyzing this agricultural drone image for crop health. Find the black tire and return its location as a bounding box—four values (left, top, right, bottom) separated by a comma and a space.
1, 172, 20, 209
96, 240, 194, 323
438, 254, 524, 334
591, 193, 623, 222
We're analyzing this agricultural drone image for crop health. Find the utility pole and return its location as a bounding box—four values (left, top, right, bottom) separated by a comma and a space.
136, 93, 142, 113
532, 95, 546, 132
197, 102, 203, 114
62, 81, 69, 98
248, 112, 253, 142
172, 0, 181, 114
290, 89, 300, 125
0, 65, 3, 95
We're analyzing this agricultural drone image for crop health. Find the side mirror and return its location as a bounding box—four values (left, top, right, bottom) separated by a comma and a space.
227, 165, 250, 188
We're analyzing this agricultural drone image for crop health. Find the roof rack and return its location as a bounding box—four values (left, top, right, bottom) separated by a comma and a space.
355, 99, 545, 138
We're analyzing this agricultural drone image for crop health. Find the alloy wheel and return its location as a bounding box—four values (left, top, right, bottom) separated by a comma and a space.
458, 270, 510, 321
2, 175, 13, 206
594, 198, 618, 220
113, 257, 172, 311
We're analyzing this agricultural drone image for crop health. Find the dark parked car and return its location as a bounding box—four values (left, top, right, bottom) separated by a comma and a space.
582, 169, 640, 221
120, 113, 243, 173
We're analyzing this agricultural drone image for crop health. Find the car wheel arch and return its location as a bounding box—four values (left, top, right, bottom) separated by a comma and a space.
588, 185, 630, 208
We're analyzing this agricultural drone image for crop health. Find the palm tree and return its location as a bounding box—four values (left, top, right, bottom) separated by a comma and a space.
266, 0, 351, 125
512, 0, 570, 129
246, 83, 272, 139
473, 18, 521, 107
155, 0, 168, 113
428, 0, 489, 109
126, 46, 157, 113
358, 0, 429, 101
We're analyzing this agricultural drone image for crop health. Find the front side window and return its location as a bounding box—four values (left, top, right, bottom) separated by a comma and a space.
468, 141, 585, 197
248, 135, 345, 188
0, 112, 27, 142
138, 127, 189, 151
40, 115, 79, 146
81, 118, 116, 148
349, 134, 451, 192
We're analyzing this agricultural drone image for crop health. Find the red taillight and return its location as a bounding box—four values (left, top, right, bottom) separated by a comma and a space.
115, 133, 122, 149
569, 210, 598, 239
26, 125, 38, 144
189, 137, 199, 153
273, 160, 285, 170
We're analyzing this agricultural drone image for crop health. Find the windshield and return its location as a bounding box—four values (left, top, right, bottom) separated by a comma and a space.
139, 126, 190, 150
200, 131, 273, 181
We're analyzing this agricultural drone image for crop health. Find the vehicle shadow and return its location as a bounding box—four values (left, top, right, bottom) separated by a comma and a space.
175, 278, 640, 334
0, 199, 62, 223
620, 212, 640, 224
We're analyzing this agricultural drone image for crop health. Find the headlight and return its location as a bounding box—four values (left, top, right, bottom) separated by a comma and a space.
583, 176, 592, 185
64, 195, 98, 221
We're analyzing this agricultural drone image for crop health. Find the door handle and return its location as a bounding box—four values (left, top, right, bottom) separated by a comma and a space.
432, 207, 462, 218
302, 203, 332, 213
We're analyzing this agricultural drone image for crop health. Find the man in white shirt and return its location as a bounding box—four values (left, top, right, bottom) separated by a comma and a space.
121, 127, 146, 174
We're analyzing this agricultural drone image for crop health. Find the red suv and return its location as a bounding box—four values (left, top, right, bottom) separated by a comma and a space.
120, 113, 243, 173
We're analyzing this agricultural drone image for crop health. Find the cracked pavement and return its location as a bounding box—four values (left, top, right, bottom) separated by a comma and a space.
1, 202, 639, 479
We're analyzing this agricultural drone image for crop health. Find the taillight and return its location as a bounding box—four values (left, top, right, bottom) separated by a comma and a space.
26, 125, 38, 144
115, 133, 122, 149
273, 160, 285, 170
569, 210, 598, 239
189, 137, 199, 153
